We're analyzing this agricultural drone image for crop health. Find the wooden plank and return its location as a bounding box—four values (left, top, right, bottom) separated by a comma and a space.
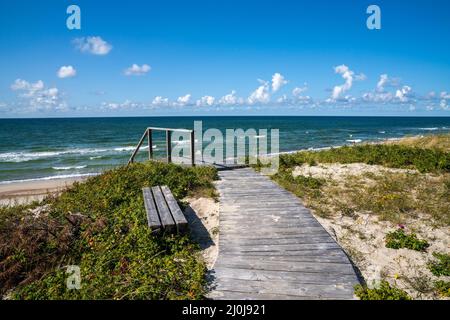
161, 185, 188, 233
208, 167, 359, 300
142, 187, 162, 232
212, 267, 358, 283
210, 278, 354, 299
151, 186, 176, 233
214, 260, 357, 275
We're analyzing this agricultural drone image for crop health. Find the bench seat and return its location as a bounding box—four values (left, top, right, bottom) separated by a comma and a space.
142, 185, 188, 234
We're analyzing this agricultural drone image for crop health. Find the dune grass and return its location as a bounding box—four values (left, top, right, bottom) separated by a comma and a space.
279, 142, 450, 173
387, 134, 450, 152
0, 161, 218, 299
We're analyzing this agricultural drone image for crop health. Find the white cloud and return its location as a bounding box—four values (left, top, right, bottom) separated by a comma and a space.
101, 100, 145, 111
330, 65, 364, 101
176, 94, 191, 106
376, 74, 389, 92
57, 65, 77, 78
196, 95, 215, 107
440, 91, 450, 99
271, 73, 288, 92
248, 80, 270, 104
292, 84, 308, 97
276, 95, 288, 103
152, 96, 169, 106
11, 79, 44, 92
124, 64, 151, 76
10, 79, 66, 111
395, 85, 413, 102
73, 36, 112, 55
218, 90, 243, 105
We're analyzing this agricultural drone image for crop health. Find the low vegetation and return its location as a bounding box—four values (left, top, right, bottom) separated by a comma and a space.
434, 281, 450, 297
428, 253, 450, 277
279, 143, 450, 173
0, 162, 218, 299
385, 228, 429, 251
354, 281, 411, 300
388, 134, 450, 152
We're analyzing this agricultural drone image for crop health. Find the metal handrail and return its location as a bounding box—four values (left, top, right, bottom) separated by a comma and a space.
128, 127, 195, 166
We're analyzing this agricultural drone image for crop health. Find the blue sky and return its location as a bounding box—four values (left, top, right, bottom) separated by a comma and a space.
0, 0, 449, 117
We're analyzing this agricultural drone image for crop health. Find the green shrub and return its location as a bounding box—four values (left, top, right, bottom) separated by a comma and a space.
434, 281, 450, 297
279, 144, 450, 173
385, 229, 429, 251
428, 252, 450, 277
354, 281, 411, 300
0, 161, 218, 299
272, 170, 325, 198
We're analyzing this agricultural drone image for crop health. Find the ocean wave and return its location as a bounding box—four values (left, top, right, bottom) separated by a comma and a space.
0, 173, 99, 185
418, 127, 439, 131
52, 165, 87, 170
346, 139, 362, 143
0, 145, 142, 163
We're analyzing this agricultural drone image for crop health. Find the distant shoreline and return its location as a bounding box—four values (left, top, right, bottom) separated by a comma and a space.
0, 177, 88, 206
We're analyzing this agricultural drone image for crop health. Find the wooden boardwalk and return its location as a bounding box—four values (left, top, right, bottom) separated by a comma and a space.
208, 167, 360, 300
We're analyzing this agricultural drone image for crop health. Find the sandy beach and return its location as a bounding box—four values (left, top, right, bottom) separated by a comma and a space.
0, 177, 87, 206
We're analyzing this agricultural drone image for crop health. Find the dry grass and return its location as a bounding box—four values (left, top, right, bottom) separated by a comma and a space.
279, 166, 449, 226
386, 134, 450, 152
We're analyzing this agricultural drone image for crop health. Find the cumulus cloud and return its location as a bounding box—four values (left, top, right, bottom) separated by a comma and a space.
152, 96, 169, 106
57, 65, 77, 78
440, 91, 450, 99
176, 94, 191, 106
248, 80, 270, 104
73, 36, 112, 55
218, 90, 243, 105
361, 74, 411, 104
395, 85, 413, 102
101, 100, 144, 111
10, 79, 66, 111
439, 91, 450, 110
292, 84, 308, 97
196, 95, 215, 107
124, 64, 151, 76
271, 73, 288, 92
375, 74, 400, 93
330, 65, 364, 101
376, 74, 389, 92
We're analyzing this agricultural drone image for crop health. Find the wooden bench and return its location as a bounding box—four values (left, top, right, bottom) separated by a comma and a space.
142, 185, 188, 234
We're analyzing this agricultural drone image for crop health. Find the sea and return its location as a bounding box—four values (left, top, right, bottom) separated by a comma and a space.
0, 116, 449, 184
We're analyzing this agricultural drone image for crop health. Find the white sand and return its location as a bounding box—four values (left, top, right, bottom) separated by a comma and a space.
183, 196, 220, 269
0, 178, 85, 206
293, 162, 417, 180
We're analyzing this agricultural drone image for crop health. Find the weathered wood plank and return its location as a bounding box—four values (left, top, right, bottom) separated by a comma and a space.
209, 167, 359, 300
151, 186, 176, 233
161, 185, 188, 233
142, 187, 162, 231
